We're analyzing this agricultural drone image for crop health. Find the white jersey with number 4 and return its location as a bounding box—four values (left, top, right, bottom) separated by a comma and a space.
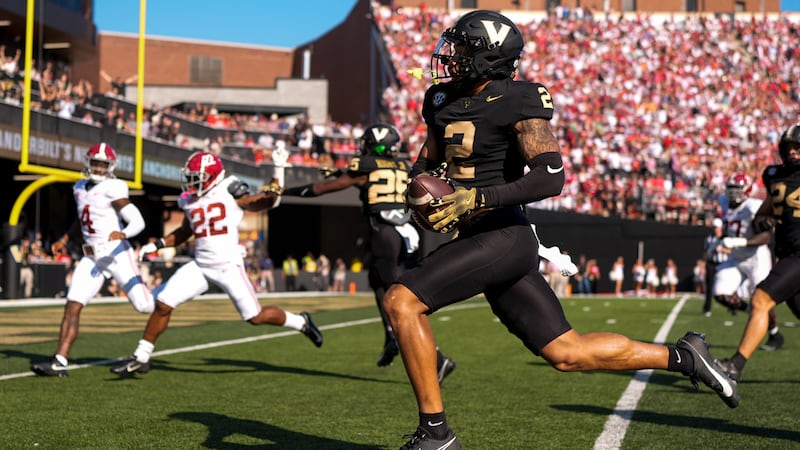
67, 177, 153, 313
178, 176, 246, 268
73, 178, 129, 247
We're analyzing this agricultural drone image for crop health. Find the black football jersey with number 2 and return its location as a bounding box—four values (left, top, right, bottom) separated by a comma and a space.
762, 163, 800, 257
422, 77, 555, 188
347, 155, 410, 215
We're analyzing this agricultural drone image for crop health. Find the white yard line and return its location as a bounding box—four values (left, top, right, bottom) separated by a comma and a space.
0, 299, 487, 381
593, 294, 690, 450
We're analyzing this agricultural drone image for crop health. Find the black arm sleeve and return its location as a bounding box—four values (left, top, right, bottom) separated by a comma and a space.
282, 184, 318, 197
480, 152, 565, 208
410, 157, 437, 178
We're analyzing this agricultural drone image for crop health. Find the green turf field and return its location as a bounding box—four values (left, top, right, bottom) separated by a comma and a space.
0, 294, 797, 449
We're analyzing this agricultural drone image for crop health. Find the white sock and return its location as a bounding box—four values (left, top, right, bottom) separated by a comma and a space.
133, 339, 155, 363
769, 327, 780, 335
282, 312, 306, 331
54, 354, 68, 366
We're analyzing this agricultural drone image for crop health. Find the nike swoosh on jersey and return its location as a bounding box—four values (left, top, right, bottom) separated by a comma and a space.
546, 165, 564, 174
486, 95, 504, 102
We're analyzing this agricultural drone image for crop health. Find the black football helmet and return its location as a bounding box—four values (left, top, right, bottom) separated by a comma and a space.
360, 123, 401, 157
778, 124, 800, 166
431, 10, 524, 83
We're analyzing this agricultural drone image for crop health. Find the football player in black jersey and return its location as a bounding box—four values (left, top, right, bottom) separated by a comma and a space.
282, 123, 456, 378
382, 10, 738, 449
716, 125, 800, 382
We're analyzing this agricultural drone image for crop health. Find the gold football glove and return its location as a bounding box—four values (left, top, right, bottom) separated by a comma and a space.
260, 181, 284, 195
428, 186, 480, 233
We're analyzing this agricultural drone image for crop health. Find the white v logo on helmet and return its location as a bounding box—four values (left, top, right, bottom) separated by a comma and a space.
371, 127, 390, 142
480, 20, 510, 46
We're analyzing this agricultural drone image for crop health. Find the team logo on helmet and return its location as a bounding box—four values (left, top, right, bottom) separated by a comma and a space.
181, 151, 226, 197
360, 123, 401, 156
430, 10, 524, 84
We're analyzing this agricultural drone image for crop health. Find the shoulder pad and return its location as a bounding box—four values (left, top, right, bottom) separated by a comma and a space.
227, 179, 251, 199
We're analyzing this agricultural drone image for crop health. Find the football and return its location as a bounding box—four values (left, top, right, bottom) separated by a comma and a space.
406, 175, 454, 232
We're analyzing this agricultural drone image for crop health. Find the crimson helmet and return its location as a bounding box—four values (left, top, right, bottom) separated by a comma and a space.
431, 10, 524, 83
726, 173, 752, 208
360, 123, 401, 157
85, 142, 117, 182
181, 151, 225, 197
778, 124, 800, 166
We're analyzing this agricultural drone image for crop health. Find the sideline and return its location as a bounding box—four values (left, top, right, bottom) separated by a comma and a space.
0, 291, 360, 308
0, 299, 487, 381
593, 294, 690, 450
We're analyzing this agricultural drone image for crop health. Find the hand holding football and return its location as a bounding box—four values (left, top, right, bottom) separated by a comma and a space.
405, 175, 454, 232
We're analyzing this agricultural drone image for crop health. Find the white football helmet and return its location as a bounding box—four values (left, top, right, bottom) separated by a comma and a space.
85, 143, 118, 182
725, 173, 752, 208
181, 151, 225, 197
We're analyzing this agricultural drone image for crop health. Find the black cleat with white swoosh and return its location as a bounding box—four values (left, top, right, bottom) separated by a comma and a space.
300, 312, 323, 348
676, 331, 739, 408
400, 427, 460, 450
110, 356, 151, 376
31, 357, 69, 377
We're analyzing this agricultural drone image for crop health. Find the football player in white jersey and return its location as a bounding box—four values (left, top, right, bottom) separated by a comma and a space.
714, 173, 784, 349
31, 143, 154, 377
111, 149, 322, 376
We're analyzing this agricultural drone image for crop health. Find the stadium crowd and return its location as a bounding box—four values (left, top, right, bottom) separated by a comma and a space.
375, 6, 799, 224
3, 8, 799, 228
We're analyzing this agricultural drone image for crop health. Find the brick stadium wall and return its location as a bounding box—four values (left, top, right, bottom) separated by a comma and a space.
98, 33, 294, 91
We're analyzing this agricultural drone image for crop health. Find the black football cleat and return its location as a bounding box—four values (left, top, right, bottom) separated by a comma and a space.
377, 339, 399, 367
676, 331, 739, 408
437, 356, 456, 386
300, 312, 323, 347
400, 427, 460, 450
715, 358, 742, 382
110, 356, 151, 376
31, 357, 68, 377
760, 331, 784, 351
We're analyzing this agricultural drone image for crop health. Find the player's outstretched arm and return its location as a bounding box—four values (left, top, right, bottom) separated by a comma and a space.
283, 173, 364, 198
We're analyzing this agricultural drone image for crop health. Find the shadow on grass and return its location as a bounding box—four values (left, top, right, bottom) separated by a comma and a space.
170, 411, 383, 450
107, 357, 398, 385
552, 404, 800, 443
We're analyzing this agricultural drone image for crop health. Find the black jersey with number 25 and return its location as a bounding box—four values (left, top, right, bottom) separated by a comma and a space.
347, 155, 410, 215
422, 78, 555, 188
762, 163, 800, 257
